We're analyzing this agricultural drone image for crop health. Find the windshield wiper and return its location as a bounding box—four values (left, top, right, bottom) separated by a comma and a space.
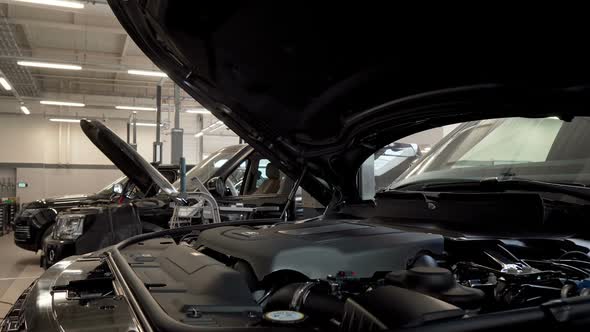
399, 177, 590, 202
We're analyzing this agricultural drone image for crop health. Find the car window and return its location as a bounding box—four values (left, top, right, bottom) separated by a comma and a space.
214, 159, 229, 168
391, 117, 590, 189
359, 134, 436, 192
225, 156, 288, 196
159, 169, 179, 183
255, 159, 271, 189
224, 161, 247, 196
373, 143, 423, 190
450, 118, 562, 167
177, 145, 245, 192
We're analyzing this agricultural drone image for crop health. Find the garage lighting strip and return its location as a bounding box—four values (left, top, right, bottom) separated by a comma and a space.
135, 122, 163, 127
209, 124, 227, 133
0, 68, 31, 115
115, 105, 157, 111
17, 61, 82, 71
49, 118, 80, 123
185, 108, 211, 114
194, 120, 224, 137
48, 118, 163, 127
41, 100, 85, 107
127, 69, 167, 78
14, 0, 85, 9
0, 77, 12, 91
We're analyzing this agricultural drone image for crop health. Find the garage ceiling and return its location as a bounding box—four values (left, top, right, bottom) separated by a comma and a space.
0, 0, 235, 137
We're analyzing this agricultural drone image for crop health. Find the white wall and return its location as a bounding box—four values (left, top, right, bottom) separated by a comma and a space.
0, 115, 213, 165
0, 101, 240, 202
202, 135, 242, 154
15, 168, 123, 203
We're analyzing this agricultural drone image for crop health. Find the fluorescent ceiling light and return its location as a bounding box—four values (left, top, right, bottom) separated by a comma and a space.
195, 120, 224, 137
116, 105, 156, 111
18, 61, 82, 70
134, 122, 163, 127
41, 100, 85, 107
0, 78, 12, 91
210, 125, 227, 133
204, 120, 223, 131
20, 106, 30, 115
186, 108, 211, 114
14, 0, 84, 9
127, 69, 167, 77
49, 118, 80, 123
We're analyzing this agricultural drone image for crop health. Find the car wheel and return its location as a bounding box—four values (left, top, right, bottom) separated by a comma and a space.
39, 226, 54, 269
40, 254, 49, 269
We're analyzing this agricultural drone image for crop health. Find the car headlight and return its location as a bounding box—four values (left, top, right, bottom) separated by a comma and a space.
53, 214, 85, 241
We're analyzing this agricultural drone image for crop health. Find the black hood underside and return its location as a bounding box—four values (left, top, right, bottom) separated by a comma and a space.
80, 120, 176, 197
109, 1, 590, 202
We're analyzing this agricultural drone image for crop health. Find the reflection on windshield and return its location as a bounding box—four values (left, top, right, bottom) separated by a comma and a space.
392, 117, 590, 188
373, 143, 420, 190
174, 146, 244, 192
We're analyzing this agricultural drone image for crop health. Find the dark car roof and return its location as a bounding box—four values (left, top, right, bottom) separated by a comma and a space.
109, 2, 590, 202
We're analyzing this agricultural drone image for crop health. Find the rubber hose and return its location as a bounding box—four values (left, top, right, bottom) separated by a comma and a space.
266, 282, 344, 320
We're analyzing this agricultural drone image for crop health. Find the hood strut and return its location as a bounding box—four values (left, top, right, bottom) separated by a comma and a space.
281, 166, 308, 221
323, 185, 345, 217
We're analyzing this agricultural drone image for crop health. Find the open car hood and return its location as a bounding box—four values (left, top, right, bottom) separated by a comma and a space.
109, 1, 590, 203
80, 120, 177, 197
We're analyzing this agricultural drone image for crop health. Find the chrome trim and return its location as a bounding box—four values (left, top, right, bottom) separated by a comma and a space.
14, 225, 31, 239
105, 252, 153, 332
290, 282, 316, 312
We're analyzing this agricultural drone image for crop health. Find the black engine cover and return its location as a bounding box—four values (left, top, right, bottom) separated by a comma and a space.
195, 219, 443, 280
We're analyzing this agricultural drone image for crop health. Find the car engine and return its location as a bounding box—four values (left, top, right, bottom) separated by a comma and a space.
125, 219, 590, 331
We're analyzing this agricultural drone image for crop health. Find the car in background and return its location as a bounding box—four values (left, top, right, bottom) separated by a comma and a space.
12, 164, 183, 254
38, 119, 183, 267
40, 123, 425, 268
179, 141, 420, 220
41, 122, 316, 268
176, 144, 310, 221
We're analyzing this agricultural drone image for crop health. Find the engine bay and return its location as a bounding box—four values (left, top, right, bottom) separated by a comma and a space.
120, 219, 590, 331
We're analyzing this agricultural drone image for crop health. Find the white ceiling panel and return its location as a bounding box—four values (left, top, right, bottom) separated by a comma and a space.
0, 0, 238, 145
25, 27, 122, 53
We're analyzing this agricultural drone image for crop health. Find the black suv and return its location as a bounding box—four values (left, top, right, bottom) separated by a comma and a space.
13, 164, 182, 253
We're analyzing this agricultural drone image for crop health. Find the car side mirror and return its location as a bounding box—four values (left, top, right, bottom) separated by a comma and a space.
113, 183, 123, 194
207, 177, 226, 197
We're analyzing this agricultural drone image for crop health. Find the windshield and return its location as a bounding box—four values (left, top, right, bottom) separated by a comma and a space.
173, 145, 246, 191
373, 143, 421, 190
96, 175, 128, 195
391, 117, 590, 188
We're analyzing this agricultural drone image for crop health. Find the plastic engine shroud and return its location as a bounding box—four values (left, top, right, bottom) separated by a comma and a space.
194, 219, 444, 281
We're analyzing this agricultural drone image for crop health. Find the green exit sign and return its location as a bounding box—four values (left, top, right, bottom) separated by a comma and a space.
17, 181, 28, 188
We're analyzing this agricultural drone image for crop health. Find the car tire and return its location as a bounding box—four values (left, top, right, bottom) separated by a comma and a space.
39, 226, 54, 269
40, 254, 48, 269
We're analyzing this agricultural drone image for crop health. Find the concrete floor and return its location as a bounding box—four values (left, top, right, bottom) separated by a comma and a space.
0, 232, 43, 320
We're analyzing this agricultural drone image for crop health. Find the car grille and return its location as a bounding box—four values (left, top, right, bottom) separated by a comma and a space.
14, 225, 31, 240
